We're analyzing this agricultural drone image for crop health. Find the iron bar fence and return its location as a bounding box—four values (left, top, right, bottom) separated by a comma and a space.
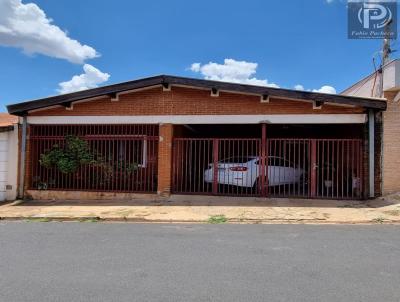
172, 138, 364, 199
29, 124, 158, 193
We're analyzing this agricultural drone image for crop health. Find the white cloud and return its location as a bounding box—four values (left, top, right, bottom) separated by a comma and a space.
294, 84, 305, 91
190, 59, 336, 94
0, 0, 98, 63
58, 64, 110, 94
190, 59, 279, 88
294, 84, 337, 94
190, 63, 201, 72
312, 85, 337, 94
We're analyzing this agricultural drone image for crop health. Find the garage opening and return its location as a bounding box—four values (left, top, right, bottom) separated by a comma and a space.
172, 124, 365, 199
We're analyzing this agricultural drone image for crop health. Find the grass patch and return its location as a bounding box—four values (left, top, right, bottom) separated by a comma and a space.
208, 215, 228, 224
25, 217, 51, 222
371, 217, 385, 224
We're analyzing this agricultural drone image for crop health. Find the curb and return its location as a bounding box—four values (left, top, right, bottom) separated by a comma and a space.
1, 216, 400, 225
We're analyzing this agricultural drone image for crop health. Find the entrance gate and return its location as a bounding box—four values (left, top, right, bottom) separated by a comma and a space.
172, 137, 364, 199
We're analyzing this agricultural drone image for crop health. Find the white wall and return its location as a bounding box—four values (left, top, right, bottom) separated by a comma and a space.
27, 114, 367, 124
6, 125, 18, 201
0, 132, 8, 201
0, 125, 19, 201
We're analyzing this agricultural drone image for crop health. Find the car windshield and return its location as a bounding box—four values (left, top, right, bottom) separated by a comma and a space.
219, 156, 295, 166
219, 156, 256, 163
254, 157, 294, 166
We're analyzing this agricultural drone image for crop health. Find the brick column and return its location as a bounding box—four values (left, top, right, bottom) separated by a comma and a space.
157, 123, 173, 196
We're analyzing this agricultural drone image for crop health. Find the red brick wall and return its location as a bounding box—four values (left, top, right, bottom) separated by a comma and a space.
382, 91, 400, 194
30, 86, 364, 116
157, 124, 173, 196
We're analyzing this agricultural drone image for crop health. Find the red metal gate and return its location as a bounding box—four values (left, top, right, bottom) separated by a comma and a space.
172, 138, 363, 199
312, 139, 363, 199
30, 124, 158, 192
172, 138, 260, 196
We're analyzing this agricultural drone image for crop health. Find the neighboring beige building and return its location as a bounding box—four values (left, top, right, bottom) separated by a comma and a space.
0, 113, 19, 201
342, 59, 400, 194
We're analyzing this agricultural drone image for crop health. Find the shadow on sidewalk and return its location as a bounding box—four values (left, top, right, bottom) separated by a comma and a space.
6, 195, 398, 209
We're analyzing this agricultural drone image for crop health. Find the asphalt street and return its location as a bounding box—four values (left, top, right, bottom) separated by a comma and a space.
1, 222, 399, 302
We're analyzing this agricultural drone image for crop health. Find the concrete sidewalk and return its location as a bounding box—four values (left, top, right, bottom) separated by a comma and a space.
1, 194, 400, 224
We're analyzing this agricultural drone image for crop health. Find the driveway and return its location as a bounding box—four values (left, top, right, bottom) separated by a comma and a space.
1, 222, 399, 302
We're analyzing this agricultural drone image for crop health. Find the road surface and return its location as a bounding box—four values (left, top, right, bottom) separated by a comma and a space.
1, 222, 399, 301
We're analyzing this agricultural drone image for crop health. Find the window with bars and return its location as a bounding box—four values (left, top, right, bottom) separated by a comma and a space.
29, 124, 158, 193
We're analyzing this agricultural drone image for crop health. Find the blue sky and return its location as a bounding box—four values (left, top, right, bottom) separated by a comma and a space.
0, 0, 397, 110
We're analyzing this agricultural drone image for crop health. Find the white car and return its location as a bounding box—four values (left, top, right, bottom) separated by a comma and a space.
204, 156, 304, 188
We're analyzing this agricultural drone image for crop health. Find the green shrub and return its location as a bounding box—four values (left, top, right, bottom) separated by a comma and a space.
40, 135, 95, 174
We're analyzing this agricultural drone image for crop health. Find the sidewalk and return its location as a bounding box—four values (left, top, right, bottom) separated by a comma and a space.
1, 194, 400, 224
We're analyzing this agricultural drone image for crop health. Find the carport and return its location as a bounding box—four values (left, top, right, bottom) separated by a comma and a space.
172, 123, 365, 199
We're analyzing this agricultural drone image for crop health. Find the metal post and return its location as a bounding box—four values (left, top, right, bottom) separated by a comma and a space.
19, 116, 27, 198
212, 139, 219, 195
369, 110, 375, 198
310, 139, 317, 198
260, 124, 267, 197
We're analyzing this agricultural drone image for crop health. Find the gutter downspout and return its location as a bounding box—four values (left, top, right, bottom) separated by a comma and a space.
368, 110, 375, 198
18, 116, 27, 199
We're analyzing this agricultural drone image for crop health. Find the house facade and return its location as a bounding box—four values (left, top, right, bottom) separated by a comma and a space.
7, 75, 386, 200
342, 59, 400, 195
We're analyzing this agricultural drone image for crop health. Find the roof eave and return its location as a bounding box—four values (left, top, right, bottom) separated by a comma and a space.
7, 74, 387, 115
